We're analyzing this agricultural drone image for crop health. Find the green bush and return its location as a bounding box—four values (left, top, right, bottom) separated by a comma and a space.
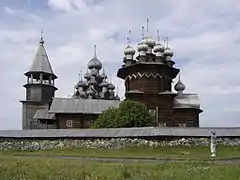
92, 100, 155, 128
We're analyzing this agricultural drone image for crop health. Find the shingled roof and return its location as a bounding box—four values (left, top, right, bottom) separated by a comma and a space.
33, 109, 55, 120
29, 37, 54, 74
49, 98, 120, 114
174, 94, 201, 109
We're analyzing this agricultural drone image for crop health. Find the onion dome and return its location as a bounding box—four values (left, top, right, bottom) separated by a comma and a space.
115, 95, 120, 100
75, 80, 86, 89
154, 30, 165, 54
100, 68, 107, 79
87, 57, 102, 70
100, 72, 107, 79
84, 72, 91, 80
108, 82, 115, 90
90, 68, 98, 76
99, 79, 109, 87
137, 42, 148, 52
88, 78, 97, 85
141, 36, 156, 48
87, 45, 102, 70
153, 43, 165, 53
164, 47, 174, 57
174, 79, 185, 92
124, 45, 135, 56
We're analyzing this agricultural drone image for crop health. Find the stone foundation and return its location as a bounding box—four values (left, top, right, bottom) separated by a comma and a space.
1, 138, 240, 151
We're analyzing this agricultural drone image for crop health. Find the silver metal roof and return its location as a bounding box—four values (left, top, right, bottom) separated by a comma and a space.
49, 98, 120, 114
29, 39, 54, 75
33, 109, 55, 120
174, 94, 200, 109
0, 127, 240, 138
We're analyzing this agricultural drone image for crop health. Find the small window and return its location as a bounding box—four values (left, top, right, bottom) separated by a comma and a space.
179, 123, 186, 127
66, 120, 73, 128
159, 123, 166, 127
149, 109, 156, 117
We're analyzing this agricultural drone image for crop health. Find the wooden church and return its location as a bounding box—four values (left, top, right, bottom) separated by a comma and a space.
21, 22, 203, 129
117, 26, 203, 127
21, 35, 120, 129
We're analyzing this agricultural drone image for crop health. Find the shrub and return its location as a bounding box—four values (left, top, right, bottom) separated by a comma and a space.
92, 100, 155, 128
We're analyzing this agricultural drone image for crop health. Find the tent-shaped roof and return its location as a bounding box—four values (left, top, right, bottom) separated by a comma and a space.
25, 36, 57, 79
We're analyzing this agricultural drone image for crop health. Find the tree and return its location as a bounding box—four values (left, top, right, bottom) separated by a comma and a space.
92, 100, 155, 128
91, 107, 118, 128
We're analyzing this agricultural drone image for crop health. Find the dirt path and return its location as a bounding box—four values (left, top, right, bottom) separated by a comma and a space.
13, 154, 240, 164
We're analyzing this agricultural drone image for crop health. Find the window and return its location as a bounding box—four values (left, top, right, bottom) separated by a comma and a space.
158, 123, 166, 127
66, 120, 73, 128
179, 123, 186, 127
149, 109, 156, 117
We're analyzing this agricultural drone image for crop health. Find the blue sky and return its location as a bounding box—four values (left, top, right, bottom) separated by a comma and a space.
1, 0, 240, 130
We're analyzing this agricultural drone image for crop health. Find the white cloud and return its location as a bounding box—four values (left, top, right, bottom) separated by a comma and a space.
1, 0, 240, 129
48, 0, 91, 14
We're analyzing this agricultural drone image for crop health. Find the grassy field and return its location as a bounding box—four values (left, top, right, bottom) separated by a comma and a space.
1, 146, 240, 179
0, 156, 240, 180
2, 145, 240, 160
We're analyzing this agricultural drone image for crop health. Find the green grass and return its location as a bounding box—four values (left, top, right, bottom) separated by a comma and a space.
0, 156, 240, 180
2, 146, 240, 160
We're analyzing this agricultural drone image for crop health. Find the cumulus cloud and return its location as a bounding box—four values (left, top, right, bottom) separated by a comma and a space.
0, 0, 240, 129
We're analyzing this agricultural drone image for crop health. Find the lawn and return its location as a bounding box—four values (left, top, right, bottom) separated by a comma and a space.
2, 145, 240, 160
0, 155, 240, 180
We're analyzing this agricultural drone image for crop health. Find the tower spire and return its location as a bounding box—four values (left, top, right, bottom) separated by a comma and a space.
166, 37, 169, 47
146, 18, 149, 34
157, 29, 160, 42
39, 30, 44, 45
26, 32, 56, 78
163, 38, 166, 48
93, 45, 97, 58
127, 30, 131, 45
141, 26, 145, 40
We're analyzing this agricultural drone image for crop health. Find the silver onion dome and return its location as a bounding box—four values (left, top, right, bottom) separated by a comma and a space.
174, 79, 185, 92
87, 58, 102, 70
124, 45, 135, 55
137, 42, 148, 52
164, 47, 174, 57
108, 82, 115, 90
88, 78, 97, 85
100, 73, 107, 79
90, 68, 98, 76
87, 45, 102, 70
153, 43, 165, 53
115, 95, 120, 100
84, 72, 91, 79
99, 80, 109, 87
141, 36, 156, 48
100, 69, 107, 79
